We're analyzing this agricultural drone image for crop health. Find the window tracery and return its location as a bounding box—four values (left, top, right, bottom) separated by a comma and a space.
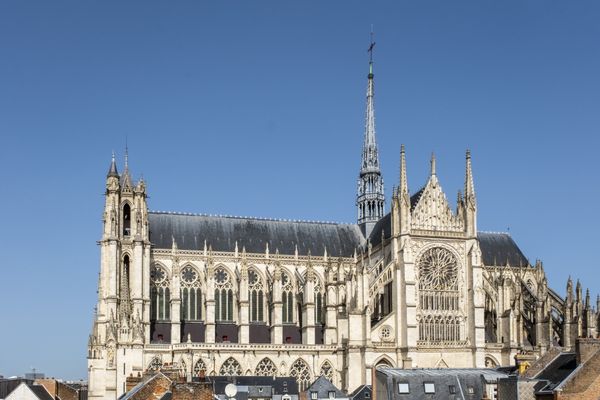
290, 359, 311, 391
151, 264, 170, 321
219, 357, 242, 376
320, 361, 334, 382
282, 271, 294, 324
255, 358, 277, 376
148, 357, 162, 371
181, 265, 202, 321
194, 359, 207, 376
249, 269, 265, 322
417, 247, 463, 346
214, 267, 234, 321
314, 278, 325, 324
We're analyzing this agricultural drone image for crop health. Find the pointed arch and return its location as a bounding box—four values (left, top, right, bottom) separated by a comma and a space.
248, 267, 265, 322
289, 358, 311, 391
122, 202, 131, 236
148, 356, 162, 372
255, 358, 278, 376
373, 355, 395, 369
194, 359, 207, 377
319, 360, 334, 382
485, 355, 499, 368
219, 357, 242, 376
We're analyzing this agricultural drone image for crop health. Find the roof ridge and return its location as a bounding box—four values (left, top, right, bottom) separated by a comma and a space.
478, 230, 511, 235
148, 210, 355, 226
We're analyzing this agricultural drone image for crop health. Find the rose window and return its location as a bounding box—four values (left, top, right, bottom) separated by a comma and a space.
418, 247, 458, 291
215, 268, 229, 286
150, 266, 166, 284
181, 266, 198, 284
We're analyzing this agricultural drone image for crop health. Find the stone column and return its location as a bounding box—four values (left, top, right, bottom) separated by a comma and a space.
238, 266, 249, 343
170, 262, 181, 344
271, 269, 283, 344
325, 283, 337, 344
205, 266, 216, 343
302, 269, 315, 344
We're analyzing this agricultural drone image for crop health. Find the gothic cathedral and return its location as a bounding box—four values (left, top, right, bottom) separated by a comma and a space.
87, 52, 599, 399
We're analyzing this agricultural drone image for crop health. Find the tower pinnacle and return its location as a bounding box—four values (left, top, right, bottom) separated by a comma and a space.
107, 151, 119, 178
357, 32, 385, 237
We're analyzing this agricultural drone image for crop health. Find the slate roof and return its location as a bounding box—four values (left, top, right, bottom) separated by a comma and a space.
534, 353, 577, 392
29, 385, 54, 400
148, 212, 364, 257
209, 376, 299, 396
478, 232, 529, 267
305, 376, 347, 398
349, 384, 371, 400
149, 211, 529, 268
377, 368, 508, 400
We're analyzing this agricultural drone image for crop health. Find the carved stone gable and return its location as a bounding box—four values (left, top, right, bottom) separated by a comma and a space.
411, 176, 464, 232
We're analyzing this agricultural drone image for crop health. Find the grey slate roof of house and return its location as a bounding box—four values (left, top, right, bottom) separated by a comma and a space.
377, 368, 508, 400
534, 353, 577, 393
149, 212, 529, 267
209, 375, 299, 396
306, 376, 347, 399
149, 212, 364, 257
349, 384, 371, 400
29, 385, 54, 400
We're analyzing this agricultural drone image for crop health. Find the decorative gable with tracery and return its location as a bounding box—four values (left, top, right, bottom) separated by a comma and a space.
411, 175, 464, 232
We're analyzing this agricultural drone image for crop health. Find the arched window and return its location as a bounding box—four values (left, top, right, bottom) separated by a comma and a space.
214, 267, 233, 322
120, 255, 132, 316
123, 203, 131, 236
255, 358, 277, 376
314, 279, 325, 324
290, 359, 311, 391
248, 269, 264, 322
219, 357, 242, 376
281, 272, 294, 324
181, 266, 202, 321
148, 357, 162, 372
417, 247, 462, 345
320, 361, 334, 382
150, 264, 170, 321
194, 359, 207, 377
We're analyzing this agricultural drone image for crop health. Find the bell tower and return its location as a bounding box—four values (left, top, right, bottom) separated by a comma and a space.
88, 149, 150, 400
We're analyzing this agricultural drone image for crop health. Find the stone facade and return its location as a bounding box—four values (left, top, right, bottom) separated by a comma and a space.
87, 55, 600, 400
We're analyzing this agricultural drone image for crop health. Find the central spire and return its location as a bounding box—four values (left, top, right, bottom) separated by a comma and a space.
357, 31, 385, 237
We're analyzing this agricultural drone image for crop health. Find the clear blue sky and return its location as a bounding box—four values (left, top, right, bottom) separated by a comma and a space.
0, 1, 599, 380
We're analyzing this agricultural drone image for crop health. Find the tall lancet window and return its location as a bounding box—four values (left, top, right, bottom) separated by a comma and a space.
214, 267, 234, 322
122, 203, 131, 236
282, 272, 294, 324
248, 269, 264, 322
150, 264, 170, 321
416, 247, 462, 345
181, 265, 202, 321
314, 278, 325, 324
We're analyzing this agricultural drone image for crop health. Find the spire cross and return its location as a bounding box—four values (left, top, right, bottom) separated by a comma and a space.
368, 29, 375, 74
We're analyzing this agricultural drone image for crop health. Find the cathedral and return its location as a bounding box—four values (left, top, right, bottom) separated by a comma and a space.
87, 51, 600, 399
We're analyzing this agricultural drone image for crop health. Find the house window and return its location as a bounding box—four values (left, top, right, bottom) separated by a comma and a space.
328, 391, 336, 399
311, 392, 318, 400
423, 383, 435, 394
449, 385, 456, 394
398, 383, 409, 394
467, 386, 474, 394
